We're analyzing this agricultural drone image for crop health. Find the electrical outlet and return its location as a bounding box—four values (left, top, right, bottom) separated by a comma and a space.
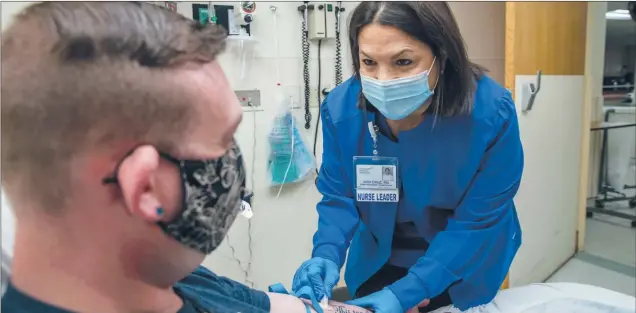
235, 89, 261, 108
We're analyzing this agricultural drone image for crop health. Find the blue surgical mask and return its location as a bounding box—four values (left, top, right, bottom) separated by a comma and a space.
361, 57, 437, 120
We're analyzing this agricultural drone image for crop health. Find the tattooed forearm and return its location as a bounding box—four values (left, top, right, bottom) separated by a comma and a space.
331, 305, 368, 313
265, 292, 376, 313
299, 299, 372, 313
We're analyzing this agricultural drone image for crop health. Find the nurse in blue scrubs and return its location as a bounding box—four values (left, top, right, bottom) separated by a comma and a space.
292, 2, 524, 313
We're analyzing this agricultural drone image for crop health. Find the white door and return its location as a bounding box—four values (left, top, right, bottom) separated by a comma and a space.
505, 2, 588, 286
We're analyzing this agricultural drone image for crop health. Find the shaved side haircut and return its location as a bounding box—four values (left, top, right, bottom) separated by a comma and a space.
1, 2, 227, 210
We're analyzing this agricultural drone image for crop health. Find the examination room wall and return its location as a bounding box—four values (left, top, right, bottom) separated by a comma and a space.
0, 1, 506, 290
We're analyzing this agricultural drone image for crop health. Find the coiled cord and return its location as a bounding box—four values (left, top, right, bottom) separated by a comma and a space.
302, 22, 311, 129
334, 32, 343, 86
334, 3, 344, 86
314, 3, 344, 180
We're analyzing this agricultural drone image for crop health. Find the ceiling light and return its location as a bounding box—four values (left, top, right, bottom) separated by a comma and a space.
606, 9, 631, 20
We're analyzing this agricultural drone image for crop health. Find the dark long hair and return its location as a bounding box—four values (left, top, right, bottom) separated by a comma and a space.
348, 2, 485, 117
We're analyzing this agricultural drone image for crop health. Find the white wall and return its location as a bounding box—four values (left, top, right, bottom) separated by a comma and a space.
191, 1, 359, 289
1, 1, 507, 290
581, 2, 608, 251
1, 1, 32, 29
586, 2, 609, 198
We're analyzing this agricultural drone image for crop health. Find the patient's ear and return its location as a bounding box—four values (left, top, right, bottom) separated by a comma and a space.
116, 145, 164, 222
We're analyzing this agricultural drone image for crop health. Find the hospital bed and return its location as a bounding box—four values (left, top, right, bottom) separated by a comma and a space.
430, 282, 636, 313
330, 283, 636, 313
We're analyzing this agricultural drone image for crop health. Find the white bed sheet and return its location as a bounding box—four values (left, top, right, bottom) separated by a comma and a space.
431, 282, 636, 313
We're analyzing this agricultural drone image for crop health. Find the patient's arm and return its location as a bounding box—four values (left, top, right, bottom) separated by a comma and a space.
266, 292, 424, 313
267, 292, 371, 313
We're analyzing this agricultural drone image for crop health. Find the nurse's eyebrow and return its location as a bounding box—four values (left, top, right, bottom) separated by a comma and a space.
359, 48, 413, 59
391, 48, 413, 58
359, 50, 371, 58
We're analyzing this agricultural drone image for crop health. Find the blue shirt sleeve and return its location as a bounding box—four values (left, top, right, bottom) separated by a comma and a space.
178, 266, 271, 312
389, 93, 524, 310
311, 100, 360, 268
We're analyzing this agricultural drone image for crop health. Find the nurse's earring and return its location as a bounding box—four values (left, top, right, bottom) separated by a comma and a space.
156, 207, 164, 218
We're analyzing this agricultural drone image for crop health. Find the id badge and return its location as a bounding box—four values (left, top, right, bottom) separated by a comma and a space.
353, 156, 399, 203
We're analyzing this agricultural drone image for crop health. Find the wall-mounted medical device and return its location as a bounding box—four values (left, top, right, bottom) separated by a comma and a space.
305, 3, 341, 41
297, 1, 345, 130
192, 2, 256, 37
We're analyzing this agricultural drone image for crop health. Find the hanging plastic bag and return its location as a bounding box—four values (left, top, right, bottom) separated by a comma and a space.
267, 85, 316, 189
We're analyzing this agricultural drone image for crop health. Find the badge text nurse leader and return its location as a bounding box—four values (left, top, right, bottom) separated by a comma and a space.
356, 190, 399, 202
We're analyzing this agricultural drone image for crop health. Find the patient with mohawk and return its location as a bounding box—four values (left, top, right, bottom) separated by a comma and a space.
0, 2, 389, 313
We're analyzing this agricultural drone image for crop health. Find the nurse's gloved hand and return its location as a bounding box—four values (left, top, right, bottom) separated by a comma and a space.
292, 257, 340, 302
346, 288, 404, 313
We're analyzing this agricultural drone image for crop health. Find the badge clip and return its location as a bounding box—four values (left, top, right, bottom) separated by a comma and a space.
367, 121, 379, 156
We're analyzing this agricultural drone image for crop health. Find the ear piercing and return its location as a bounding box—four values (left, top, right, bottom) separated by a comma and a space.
156, 207, 164, 217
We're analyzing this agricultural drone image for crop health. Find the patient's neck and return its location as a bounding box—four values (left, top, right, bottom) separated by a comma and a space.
10, 220, 183, 313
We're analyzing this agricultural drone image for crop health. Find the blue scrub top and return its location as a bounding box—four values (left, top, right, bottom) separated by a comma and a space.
311, 75, 523, 311
2, 266, 270, 313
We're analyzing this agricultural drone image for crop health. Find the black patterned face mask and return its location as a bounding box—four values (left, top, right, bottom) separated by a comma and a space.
103, 141, 247, 255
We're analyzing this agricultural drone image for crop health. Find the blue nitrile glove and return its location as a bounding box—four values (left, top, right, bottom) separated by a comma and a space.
292, 257, 340, 303
294, 285, 324, 313
269, 283, 319, 313
346, 288, 404, 313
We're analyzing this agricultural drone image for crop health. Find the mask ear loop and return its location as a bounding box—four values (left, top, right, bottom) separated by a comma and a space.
101, 148, 184, 220
429, 56, 440, 92
428, 55, 442, 129
101, 149, 180, 185
101, 149, 138, 185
